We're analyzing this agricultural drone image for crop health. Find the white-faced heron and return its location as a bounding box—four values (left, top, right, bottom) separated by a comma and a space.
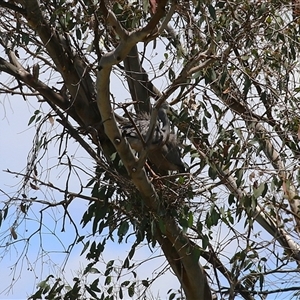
120, 104, 186, 174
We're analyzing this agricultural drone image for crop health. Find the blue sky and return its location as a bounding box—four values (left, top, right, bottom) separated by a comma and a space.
0, 70, 184, 299
0, 44, 297, 299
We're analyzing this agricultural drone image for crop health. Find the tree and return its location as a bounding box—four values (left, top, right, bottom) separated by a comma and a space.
1, 0, 300, 299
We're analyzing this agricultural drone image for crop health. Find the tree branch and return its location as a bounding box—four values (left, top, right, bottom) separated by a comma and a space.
0, 56, 72, 113
0, 0, 26, 14
191, 134, 300, 261
96, 2, 213, 298
24, 0, 99, 125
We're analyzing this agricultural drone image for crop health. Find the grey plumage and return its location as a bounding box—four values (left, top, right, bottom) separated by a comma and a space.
120, 110, 185, 174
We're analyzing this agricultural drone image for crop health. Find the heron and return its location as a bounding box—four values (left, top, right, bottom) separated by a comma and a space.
119, 104, 186, 174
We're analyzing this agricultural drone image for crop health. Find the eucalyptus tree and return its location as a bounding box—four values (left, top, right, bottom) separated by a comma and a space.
1, 0, 300, 299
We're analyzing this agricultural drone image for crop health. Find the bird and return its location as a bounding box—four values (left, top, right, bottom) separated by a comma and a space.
119, 105, 186, 174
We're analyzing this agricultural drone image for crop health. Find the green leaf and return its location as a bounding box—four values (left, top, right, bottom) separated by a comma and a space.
208, 5, 216, 20
141, 280, 149, 287
118, 221, 129, 242
80, 240, 90, 256
128, 283, 135, 297
228, 194, 235, 206
89, 267, 100, 274
197, 220, 203, 233
179, 218, 188, 233
202, 234, 209, 250
106, 260, 114, 268
90, 278, 101, 292
159, 60, 164, 70
107, 286, 113, 294
202, 116, 208, 130
191, 246, 201, 263
205, 68, 217, 84
243, 76, 252, 95
28, 115, 36, 126
208, 166, 217, 180
104, 276, 111, 285
294, 87, 300, 93
104, 268, 113, 276
235, 169, 244, 187
28, 110, 41, 125
192, 71, 202, 79
168, 68, 175, 81
83, 262, 97, 276
119, 288, 123, 299
85, 285, 98, 298
76, 235, 85, 243
204, 109, 212, 118
121, 280, 130, 287
22, 33, 30, 45
209, 207, 220, 226
123, 257, 129, 269
110, 152, 117, 161
76, 28, 82, 40
169, 293, 176, 300
188, 211, 193, 228
253, 183, 267, 199
259, 273, 264, 290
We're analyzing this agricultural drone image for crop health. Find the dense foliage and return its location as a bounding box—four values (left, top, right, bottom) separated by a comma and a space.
1, 0, 300, 299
